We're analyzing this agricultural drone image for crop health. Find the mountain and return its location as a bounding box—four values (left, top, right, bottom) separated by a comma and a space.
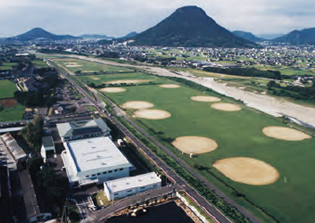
7, 28, 76, 41
273, 28, 315, 45
232, 31, 265, 42
121, 31, 138, 39
79, 34, 111, 39
131, 6, 258, 48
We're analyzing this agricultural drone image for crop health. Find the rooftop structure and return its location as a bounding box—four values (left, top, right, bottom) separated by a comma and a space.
104, 172, 161, 201
61, 136, 132, 187
1, 133, 27, 162
57, 118, 111, 142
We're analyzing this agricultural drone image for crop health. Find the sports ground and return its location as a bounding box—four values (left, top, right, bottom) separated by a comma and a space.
57, 58, 315, 223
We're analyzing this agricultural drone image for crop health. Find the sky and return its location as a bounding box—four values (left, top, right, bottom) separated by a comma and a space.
0, 0, 315, 38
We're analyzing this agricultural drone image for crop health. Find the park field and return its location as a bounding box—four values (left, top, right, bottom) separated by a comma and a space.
0, 80, 18, 98
100, 75, 315, 223
0, 80, 24, 122
54, 58, 132, 74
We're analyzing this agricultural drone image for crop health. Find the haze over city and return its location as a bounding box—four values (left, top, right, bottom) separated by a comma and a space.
0, 0, 315, 37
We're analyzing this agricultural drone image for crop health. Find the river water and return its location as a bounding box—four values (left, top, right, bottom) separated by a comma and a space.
106, 201, 194, 223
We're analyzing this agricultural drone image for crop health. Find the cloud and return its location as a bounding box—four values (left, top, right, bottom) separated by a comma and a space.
0, 0, 314, 37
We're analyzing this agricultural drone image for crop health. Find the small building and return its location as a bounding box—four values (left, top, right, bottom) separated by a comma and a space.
104, 172, 161, 201
56, 118, 111, 142
1, 133, 27, 162
40, 136, 55, 163
61, 136, 133, 187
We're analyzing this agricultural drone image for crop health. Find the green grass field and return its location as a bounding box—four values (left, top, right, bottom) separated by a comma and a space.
78, 72, 169, 86
33, 59, 49, 68
0, 62, 18, 70
0, 80, 18, 98
0, 104, 25, 122
101, 78, 315, 223
55, 58, 133, 74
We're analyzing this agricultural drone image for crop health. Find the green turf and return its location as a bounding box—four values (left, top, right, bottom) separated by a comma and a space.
78, 72, 169, 86
33, 59, 49, 68
102, 81, 315, 223
0, 104, 25, 122
0, 80, 18, 98
0, 62, 18, 70
56, 58, 133, 73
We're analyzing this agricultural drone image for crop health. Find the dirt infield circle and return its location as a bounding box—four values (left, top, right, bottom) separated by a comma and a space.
211, 103, 242, 111
263, 126, 311, 141
159, 84, 180, 88
89, 76, 100, 80
105, 79, 151, 84
191, 96, 221, 102
65, 63, 82, 67
134, 109, 171, 120
122, 101, 154, 110
213, 157, 279, 185
100, 88, 126, 93
172, 136, 218, 154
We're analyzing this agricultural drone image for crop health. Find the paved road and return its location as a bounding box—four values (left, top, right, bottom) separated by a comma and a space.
50, 59, 261, 223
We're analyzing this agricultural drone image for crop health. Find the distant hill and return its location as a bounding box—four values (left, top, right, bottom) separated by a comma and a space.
79, 34, 111, 39
273, 28, 315, 45
121, 31, 138, 39
131, 6, 258, 48
232, 31, 265, 42
7, 28, 77, 41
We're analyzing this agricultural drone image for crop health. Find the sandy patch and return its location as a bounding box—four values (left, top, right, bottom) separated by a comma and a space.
0, 99, 17, 107
191, 96, 221, 102
89, 76, 100, 80
159, 84, 180, 88
263, 126, 311, 141
211, 103, 241, 111
213, 157, 279, 185
134, 109, 171, 120
105, 79, 151, 84
172, 136, 218, 154
100, 88, 126, 93
122, 101, 154, 109
65, 63, 82, 68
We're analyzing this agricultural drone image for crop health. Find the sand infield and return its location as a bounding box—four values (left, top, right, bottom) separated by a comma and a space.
134, 109, 171, 120
211, 103, 241, 111
105, 79, 151, 84
65, 63, 82, 67
100, 87, 126, 93
0, 99, 17, 107
122, 101, 154, 110
263, 126, 311, 141
172, 136, 218, 154
159, 84, 180, 88
191, 96, 221, 102
213, 157, 279, 185
89, 76, 100, 80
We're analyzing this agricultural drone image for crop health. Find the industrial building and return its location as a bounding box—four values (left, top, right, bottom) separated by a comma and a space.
57, 118, 111, 142
104, 172, 161, 201
1, 133, 27, 162
61, 136, 133, 187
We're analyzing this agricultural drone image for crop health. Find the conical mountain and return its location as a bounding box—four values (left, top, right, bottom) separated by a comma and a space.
132, 6, 258, 48
8, 27, 76, 41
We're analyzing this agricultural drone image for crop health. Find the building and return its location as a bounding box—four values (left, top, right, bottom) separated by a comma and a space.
0, 166, 13, 223
56, 118, 111, 142
40, 136, 55, 163
61, 136, 133, 187
104, 172, 161, 201
1, 133, 27, 162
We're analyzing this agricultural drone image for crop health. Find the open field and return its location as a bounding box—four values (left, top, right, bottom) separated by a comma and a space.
0, 62, 18, 70
32, 59, 49, 68
78, 72, 168, 86
0, 80, 18, 98
54, 58, 132, 73
0, 103, 25, 122
101, 77, 315, 223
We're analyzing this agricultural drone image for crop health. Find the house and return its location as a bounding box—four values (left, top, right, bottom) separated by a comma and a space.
56, 118, 111, 142
40, 136, 55, 163
61, 136, 133, 188
104, 172, 161, 201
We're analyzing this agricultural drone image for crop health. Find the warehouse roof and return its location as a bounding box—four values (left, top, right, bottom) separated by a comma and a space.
65, 136, 132, 173
105, 172, 161, 193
